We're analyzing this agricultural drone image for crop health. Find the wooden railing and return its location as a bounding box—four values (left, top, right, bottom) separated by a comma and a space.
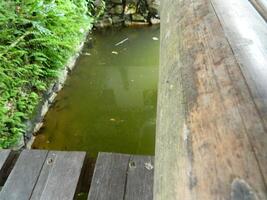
154, 0, 267, 199
250, 0, 267, 21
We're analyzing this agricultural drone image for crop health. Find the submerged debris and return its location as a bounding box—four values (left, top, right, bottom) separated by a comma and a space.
112, 51, 119, 55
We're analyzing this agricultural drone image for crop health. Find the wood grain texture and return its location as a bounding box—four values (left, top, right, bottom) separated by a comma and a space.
124, 155, 154, 200
88, 153, 154, 200
0, 150, 85, 200
38, 151, 86, 200
88, 153, 130, 200
212, 0, 267, 185
0, 150, 48, 200
249, 0, 267, 21
30, 152, 57, 200
155, 0, 267, 199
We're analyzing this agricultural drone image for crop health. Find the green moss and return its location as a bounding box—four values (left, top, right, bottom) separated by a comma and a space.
0, 0, 98, 148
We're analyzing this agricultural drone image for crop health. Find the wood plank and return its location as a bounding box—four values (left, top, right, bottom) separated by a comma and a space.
155, 0, 267, 199
211, 0, 267, 184
29, 152, 58, 200
88, 153, 154, 200
250, 0, 267, 21
88, 153, 130, 200
36, 151, 86, 200
0, 150, 48, 200
124, 156, 154, 200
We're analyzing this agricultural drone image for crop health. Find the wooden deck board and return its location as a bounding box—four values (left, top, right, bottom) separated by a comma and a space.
0, 150, 48, 200
0, 150, 86, 200
0, 150, 152, 200
38, 151, 86, 200
124, 155, 154, 200
88, 153, 130, 200
88, 153, 154, 200
30, 152, 57, 200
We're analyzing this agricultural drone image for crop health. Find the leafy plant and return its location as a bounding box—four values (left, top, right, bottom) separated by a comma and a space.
0, 0, 99, 148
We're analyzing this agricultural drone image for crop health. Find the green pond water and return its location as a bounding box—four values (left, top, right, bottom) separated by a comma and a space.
32, 26, 160, 157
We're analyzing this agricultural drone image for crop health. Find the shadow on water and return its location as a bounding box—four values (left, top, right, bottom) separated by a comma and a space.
32, 25, 160, 158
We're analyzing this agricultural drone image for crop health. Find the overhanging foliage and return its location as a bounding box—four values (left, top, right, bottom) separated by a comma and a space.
0, 0, 97, 148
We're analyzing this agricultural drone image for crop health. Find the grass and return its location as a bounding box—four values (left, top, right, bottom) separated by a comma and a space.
0, 0, 100, 148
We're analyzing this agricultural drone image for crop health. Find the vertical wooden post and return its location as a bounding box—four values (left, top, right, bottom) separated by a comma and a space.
154, 0, 267, 199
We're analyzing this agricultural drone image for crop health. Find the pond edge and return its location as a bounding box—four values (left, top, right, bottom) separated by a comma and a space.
19, 27, 92, 150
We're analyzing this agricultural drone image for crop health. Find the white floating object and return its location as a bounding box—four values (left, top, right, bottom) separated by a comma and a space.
84, 52, 91, 56
112, 51, 119, 55
152, 37, 159, 41
115, 38, 129, 46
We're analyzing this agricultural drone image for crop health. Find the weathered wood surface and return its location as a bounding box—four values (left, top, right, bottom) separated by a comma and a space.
88, 153, 129, 200
33, 151, 86, 200
88, 152, 154, 200
124, 155, 154, 200
0, 151, 152, 200
250, 0, 267, 21
0, 150, 85, 200
212, 0, 267, 184
0, 150, 48, 200
155, 0, 267, 199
